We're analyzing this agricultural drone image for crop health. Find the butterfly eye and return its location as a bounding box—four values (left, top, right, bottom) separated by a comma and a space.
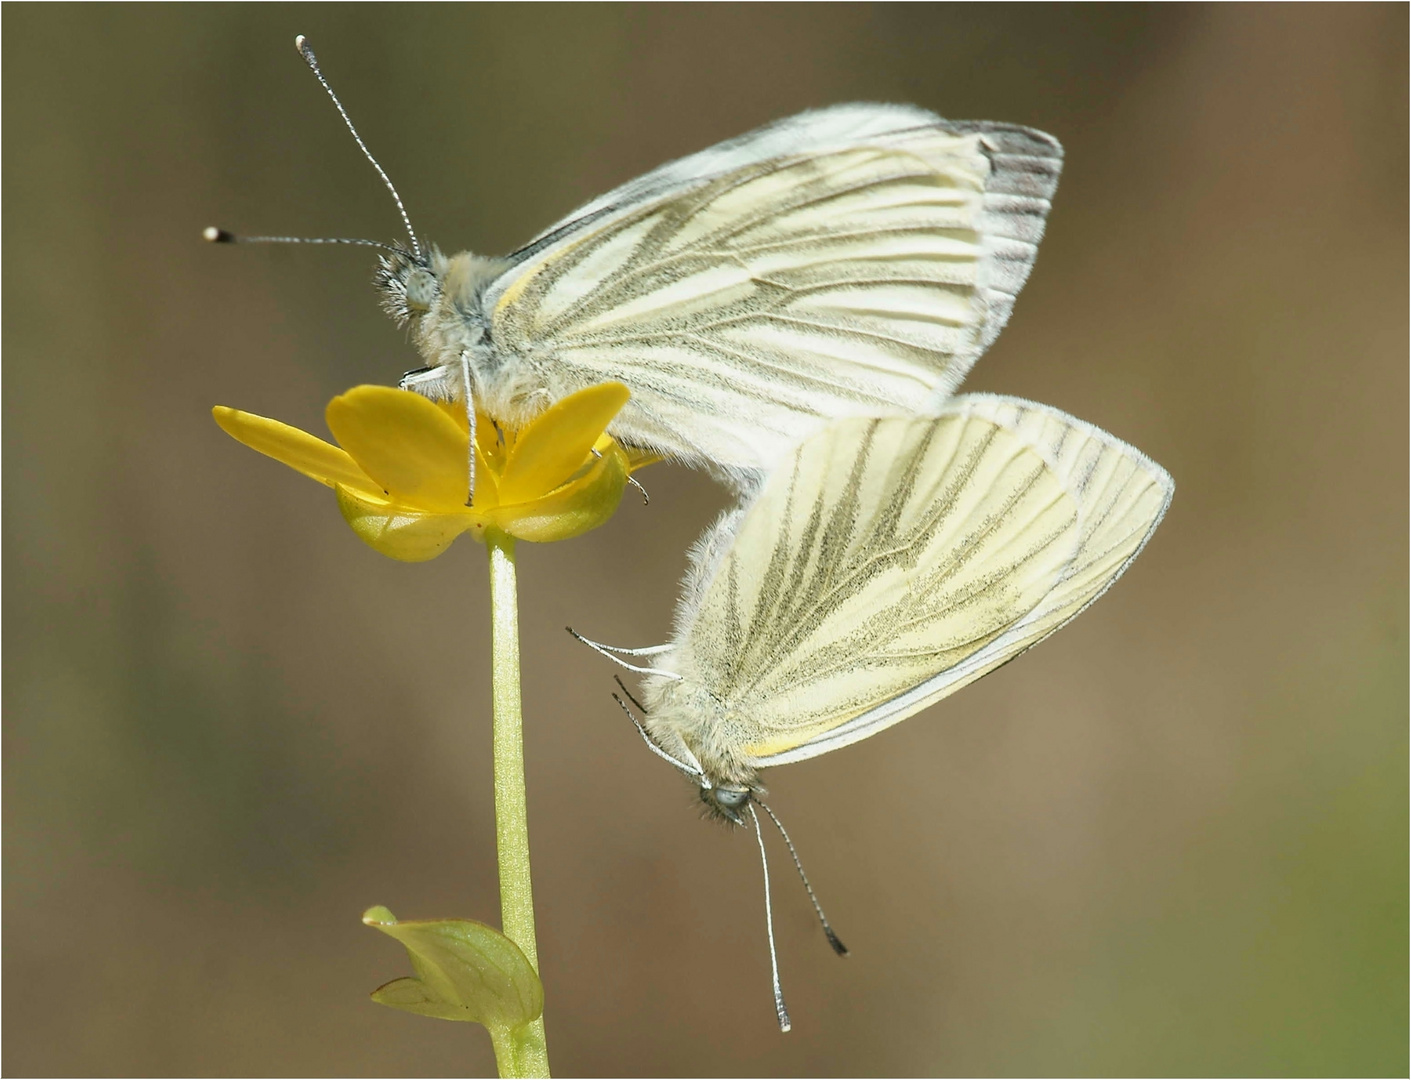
404, 267, 437, 314
712, 785, 750, 810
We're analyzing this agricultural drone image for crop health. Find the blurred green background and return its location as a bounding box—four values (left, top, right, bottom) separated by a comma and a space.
5, 4, 1406, 1076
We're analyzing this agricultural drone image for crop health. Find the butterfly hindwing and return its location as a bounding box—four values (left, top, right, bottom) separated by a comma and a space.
660, 397, 1172, 766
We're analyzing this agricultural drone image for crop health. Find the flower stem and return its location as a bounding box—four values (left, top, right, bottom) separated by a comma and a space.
485, 529, 550, 1078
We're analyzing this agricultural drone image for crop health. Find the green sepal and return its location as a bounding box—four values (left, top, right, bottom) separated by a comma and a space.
362, 906, 544, 1033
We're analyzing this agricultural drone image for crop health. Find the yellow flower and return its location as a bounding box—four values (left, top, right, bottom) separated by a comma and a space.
213, 382, 650, 561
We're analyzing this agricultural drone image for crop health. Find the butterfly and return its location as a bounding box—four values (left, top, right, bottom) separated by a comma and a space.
210, 37, 1062, 494
572, 394, 1173, 1028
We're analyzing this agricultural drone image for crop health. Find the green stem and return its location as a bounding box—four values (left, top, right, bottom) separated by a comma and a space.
486, 530, 550, 1078
486, 1028, 517, 1078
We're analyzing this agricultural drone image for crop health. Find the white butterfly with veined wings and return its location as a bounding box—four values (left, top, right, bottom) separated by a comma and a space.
211, 37, 1061, 493
573, 395, 1173, 1028
382, 111, 1061, 493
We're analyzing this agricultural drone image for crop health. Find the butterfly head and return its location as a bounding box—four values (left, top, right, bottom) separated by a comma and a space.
698, 777, 761, 826
376, 247, 516, 375
375, 246, 441, 326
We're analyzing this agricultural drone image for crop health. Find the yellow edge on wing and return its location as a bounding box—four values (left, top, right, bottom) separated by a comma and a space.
493, 226, 607, 318
741, 720, 843, 759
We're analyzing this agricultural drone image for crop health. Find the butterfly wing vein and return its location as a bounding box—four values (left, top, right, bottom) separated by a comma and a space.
659, 397, 1171, 766
481, 109, 1062, 479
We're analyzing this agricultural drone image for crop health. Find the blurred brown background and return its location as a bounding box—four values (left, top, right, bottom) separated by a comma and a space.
5, 4, 1406, 1076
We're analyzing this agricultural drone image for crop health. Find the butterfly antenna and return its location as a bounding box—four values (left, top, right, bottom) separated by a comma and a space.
748, 805, 792, 1033
202, 227, 407, 253
756, 800, 849, 957
294, 34, 423, 262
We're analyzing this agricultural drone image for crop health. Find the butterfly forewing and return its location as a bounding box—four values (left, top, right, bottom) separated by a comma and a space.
482, 107, 1062, 481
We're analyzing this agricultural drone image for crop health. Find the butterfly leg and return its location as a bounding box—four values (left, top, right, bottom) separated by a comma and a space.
399, 358, 478, 504
589, 447, 649, 505
564, 628, 680, 678
399, 363, 461, 400
570, 634, 673, 656
461, 352, 476, 506
609, 685, 703, 778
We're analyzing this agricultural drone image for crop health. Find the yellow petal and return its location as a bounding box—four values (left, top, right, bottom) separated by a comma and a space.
432, 401, 507, 498
326, 387, 470, 512
477, 418, 510, 480
498, 383, 630, 506
622, 445, 665, 473
213, 406, 380, 494
497, 442, 629, 543
335, 484, 477, 562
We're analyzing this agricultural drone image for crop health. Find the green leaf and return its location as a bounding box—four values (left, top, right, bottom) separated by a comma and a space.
362, 906, 544, 1033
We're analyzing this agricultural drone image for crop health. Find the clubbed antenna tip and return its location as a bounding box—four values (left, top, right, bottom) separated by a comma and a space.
824, 926, 850, 957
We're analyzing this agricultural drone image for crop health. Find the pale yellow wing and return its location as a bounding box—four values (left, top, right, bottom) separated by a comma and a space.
483, 106, 1061, 485
667, 396, 1172, 765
